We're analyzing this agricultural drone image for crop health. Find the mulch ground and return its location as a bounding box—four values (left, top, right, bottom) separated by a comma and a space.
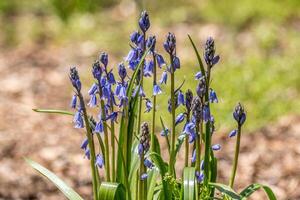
0, 45, 299, 200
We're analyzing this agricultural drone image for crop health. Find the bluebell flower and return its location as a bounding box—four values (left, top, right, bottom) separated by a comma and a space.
191, 97, 202, 123
160, 71, 168, 84
118, 63, 127, 80
69, 67, 81, 91
88, 83, 98, 95
191, 149, 196, 163
160, 128, 169, 136
95, 154, 104, 168
183, 122, 195, 135
80, 138, 88, 150
233, 103, 246, 126
106, 112, 118, 123
203, 104, 210, 123
139, 86, 146, 97
126, 48, 137, 63
99, 52, 108, 67
88, 94, 97, 107
144, 159, 154, 169
100, 76, 106, 86
177, 91, 185, 105
137, 35, 144, 48
84, 148, 90, 160
139, 11, 150, 33
195, 171, 204, 183
73, 111, 84, 128
209, 88, 218, 103
116, 85, 127, 100
138, 143, 144, 156
146, 35, 156, 52
153, 84, 162, 96
145, 99, 152, 113
229, 129, 237, 138
195, 71, 203, 80
164, 32, 176, 55
92, 61, 102, 81
204, 37, 220, 67
139, 122, 150, 156
102, 84, 112, 100
140, 173, 148, 180
189, 131, 196, 143
144, 60, 153, 77
173, 56, 180, 70
107, 71, 116, 85
130, 31, 140, 45
185, 89, 193, 112
175, 113, 185, 126
132, 86, 145, 97
212, 144, 221, 151
94, 120, 104, 133
70, 95, 77, 109
156, 54, 165, 68
196, 78, 206, 98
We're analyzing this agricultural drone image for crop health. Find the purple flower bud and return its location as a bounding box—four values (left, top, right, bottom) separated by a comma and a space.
80, 138, 88, 150
196, 78, 206, 98
140, 173, 148, 180
204, 37, 219, 67
94, 120, 104, 133
160, 128, 169, 136
144, 60, 153, 77
84, 148, 90, 160
183, 122, 195, 135
88, 83, 98, 95
191, 149, 196, 163
144, 159, 154, 169
175, 113, 185, 126
173, 56, 180, 70
88, 94, 97, 107
130, 31, 140, 44
106, 112, 118, 123
195, 71, 203, 80
92, 61, 102, 81
145, 99, 153, 113
153, 84, 162, 96
160, 71, 168, 84
177, 91, 185, 105
73, 111, 84, 128
146, 35, 156, 52
70, 95, 77, 109
100, 76, 106, 86
95, 154, 104, 168
164, 32, 176, 55
99, 52, 108, 67
138, 143, 144, 156
69, 67, 81, 91
209, 88, 218, 103
107, 72, 116, 85
185, 89, 193, 112
233, 103, 246, 126
156, 54, 165, 68
203, 104, 210, 123
212, 144, 221, 151
118, 63, 127, 80
229, 129, 237, 138
195, 171, 204, 183
139, 11, 150, 32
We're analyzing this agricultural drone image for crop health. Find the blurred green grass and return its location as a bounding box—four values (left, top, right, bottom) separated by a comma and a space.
1, 0, 299, 131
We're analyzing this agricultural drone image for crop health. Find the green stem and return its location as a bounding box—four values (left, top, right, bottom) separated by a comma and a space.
184, 115, 190, 167
78, 93, 99, 200
110, 100, 116, 181
169, 54, 176, 176
151, 53, 157, 153
139, 152, 146, 200
229, 125, 242, 188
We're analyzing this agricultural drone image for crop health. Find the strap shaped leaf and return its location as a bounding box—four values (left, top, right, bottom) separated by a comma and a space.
182, 167, 196, 200
98, 182, 126, 200
240, 183, 277, 200
208, 182, 241, 200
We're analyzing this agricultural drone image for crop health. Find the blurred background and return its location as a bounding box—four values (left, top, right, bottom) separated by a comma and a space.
0, 0, 299, 199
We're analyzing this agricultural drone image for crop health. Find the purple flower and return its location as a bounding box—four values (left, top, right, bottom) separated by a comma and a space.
130, 31, 140, 45
203, 105, 210, 123
195, 171, 204, 183
177, 91, 185, 105
145, 99, 153, 113
139, 11, 150, 32
99, 52, 108, 67
144, 159, 154, 169
95, 154, 104, 168
73, 111, 84, 128
183, 122, 195, 135
196, 78, 206, 98
88, 94, 97, 107
160, 128, 169, 136
195, 71, 203, 80
229, 129, 237, 138
212, 144, 221, 151
118, 63, 127, 80
191, 149, 196, 163
164, 32, 176, 55
70, 95, 77, 109
140, 173, 148, 180
175, 113, 185, 126
233, 103, 246, 126
88, 83, 98, 95
209, 88, 218, 103
107, 72, 116, 85
144, 60, 153, 77
100, 76, 106, 86
84, 148, 90, 160
153, 84, 162, 96
80, 138, 88, 150
160, 71, 168, 84
173, 56, 180, 70
94, 120, 104, 133
204, 37, 220, 67
92, 61, 102, 81
138, 143, 144, 156
69, 67, 81, 91
106, 112, 118, 123
156, 54, 165, 68
146, 35, 156, 52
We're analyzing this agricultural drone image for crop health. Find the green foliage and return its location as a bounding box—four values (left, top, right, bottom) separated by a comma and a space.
98, 182, 126, 200
182, 167, 196, 200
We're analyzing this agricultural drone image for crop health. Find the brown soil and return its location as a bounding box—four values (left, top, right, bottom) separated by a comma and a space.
0, 45, 299, 200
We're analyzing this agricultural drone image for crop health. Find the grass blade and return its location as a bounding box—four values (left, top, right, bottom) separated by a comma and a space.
147, 169, 159, 200
33, 109, 73, 116
159, 116, 170, 154
240, 183, 277, 200
98, 182, 126, 200
25, 158, 83, 200
187, 34, 206, 76
208, 182, 241, 200
182, 167, 196, 200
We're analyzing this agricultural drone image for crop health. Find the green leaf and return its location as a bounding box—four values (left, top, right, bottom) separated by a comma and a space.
240, 183, 277, 200
175, 134, 185, 158
128, 140, 140, 200
209, 182, 241, 200
153, 134, 162, 156
182, 167, 196, 200
187, 35, 206, 76
98, 182, 126, 200
159, 116, 170, 154
149, 152, 171, 200
25, 158, 83, 200
147, 169, 160, 200
33, 108, 73, 116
